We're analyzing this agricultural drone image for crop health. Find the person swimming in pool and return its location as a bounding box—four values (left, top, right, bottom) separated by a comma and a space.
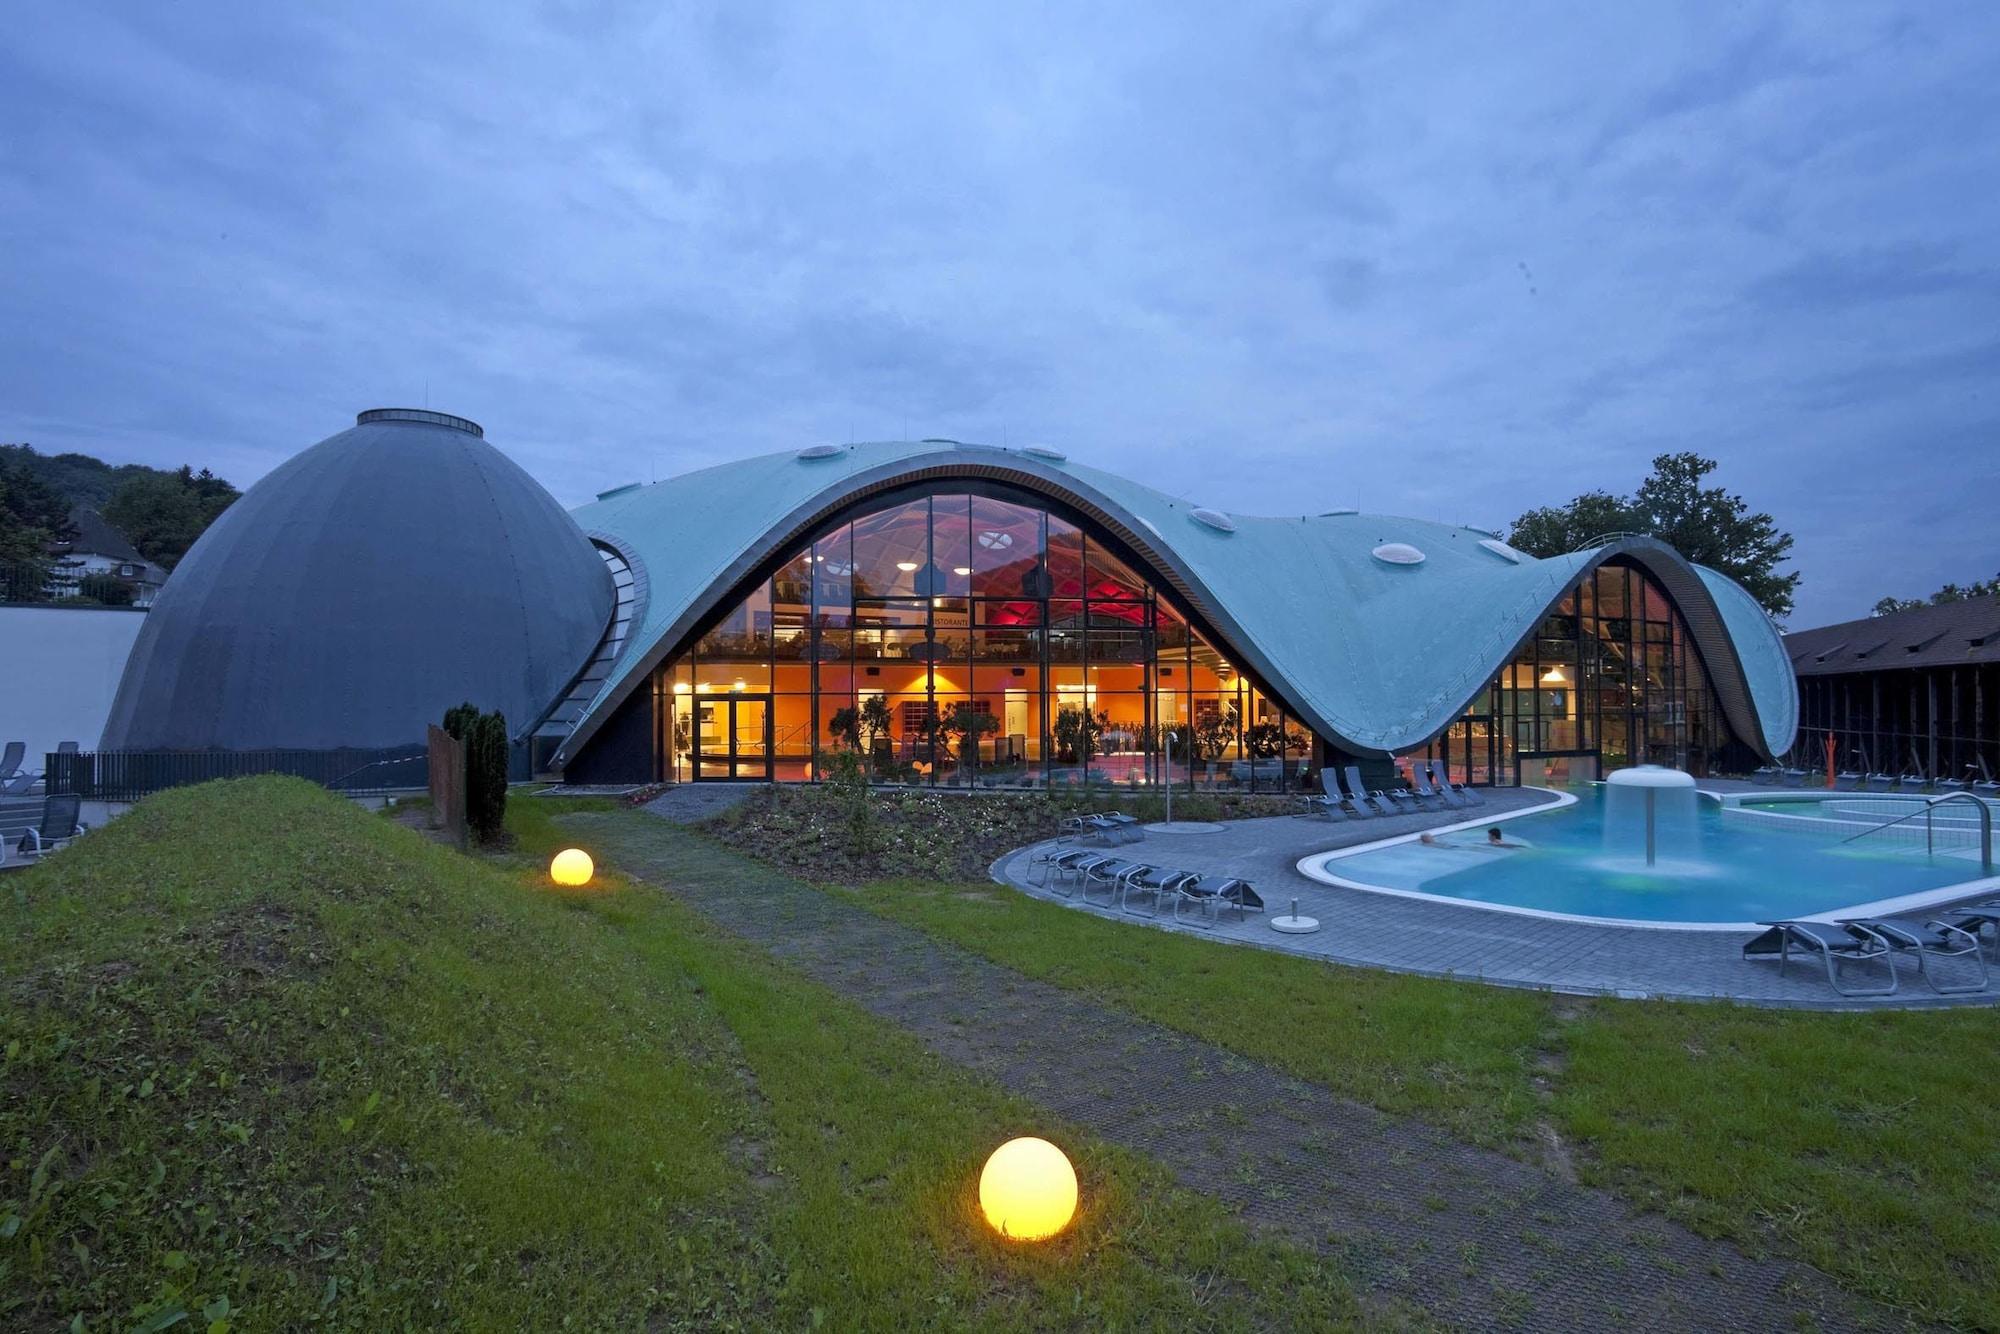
1485, 826, 1529, 849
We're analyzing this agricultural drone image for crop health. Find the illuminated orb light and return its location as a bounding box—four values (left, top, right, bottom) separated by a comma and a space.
549, 848, 595, 887
979, 1137, 1077, 1241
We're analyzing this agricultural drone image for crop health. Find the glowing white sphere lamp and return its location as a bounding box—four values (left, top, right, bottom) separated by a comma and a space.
550, 848, 595, 887
979, 1137, 1078, 1241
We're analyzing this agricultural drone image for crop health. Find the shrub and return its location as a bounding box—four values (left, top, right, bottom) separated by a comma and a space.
467, 710, 510, 844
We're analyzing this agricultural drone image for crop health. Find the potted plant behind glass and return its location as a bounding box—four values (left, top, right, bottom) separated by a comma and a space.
943, 702, 1001, 786
1194, 704, 1239, 781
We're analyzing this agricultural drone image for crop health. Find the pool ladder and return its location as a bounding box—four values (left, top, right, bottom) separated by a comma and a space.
1839, 791, 1993, 875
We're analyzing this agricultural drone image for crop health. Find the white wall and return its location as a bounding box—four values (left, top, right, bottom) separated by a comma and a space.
0, 606, 145, 762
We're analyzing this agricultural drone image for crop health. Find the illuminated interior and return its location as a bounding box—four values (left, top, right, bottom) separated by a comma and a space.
1419, 562, 1724, 785
639, 488, 1729, 789
647, 487, 1314, 789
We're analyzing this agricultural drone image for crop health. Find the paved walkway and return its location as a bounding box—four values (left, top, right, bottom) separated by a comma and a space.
571, 810, 1902, 1333
638, 782, 768, 823
992, 795, 1998, 1010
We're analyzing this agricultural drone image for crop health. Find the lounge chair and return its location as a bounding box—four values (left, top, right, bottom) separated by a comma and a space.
1430, 759, 1484, 806
1030, 846, 1098, 893
1174, 875, 1263, 926
1407, 765, 1448, 807
1938, 903, 2000, 957
1864, 768, 1898, 792
1342, 766, 1399, 817
1751, 765, 1778, 785
1936, 768, 1970, 795
1296, 769, 1357, 821
1843, 916, 1988, 994
16, 793, 87, 859
1419, 762, 1468, 808
1120, 865, 1196, 916
0, 742, 23, 784
1974, 757, 1999, 798
1742, 920, 1898, 996
1327, 767, 1378, 817
1081, 857, 1145, 905
0, 768, 37, 798
1834, 753, 1866, 791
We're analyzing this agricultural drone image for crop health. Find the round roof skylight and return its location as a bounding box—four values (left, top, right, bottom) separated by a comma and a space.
1190, 508, 1237, 533
1372, 542, 1425, 566
1022, 445, 1067, 461
797, 444, 842, 460
1318, 508, 1358, 517
1477, 537, 1526, 564
976, 530, 1015, 550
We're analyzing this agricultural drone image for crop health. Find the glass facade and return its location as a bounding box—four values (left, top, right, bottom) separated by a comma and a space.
646, 487, 1314, 791
1421, 562, 1725, 786
640, 491, 1731, 791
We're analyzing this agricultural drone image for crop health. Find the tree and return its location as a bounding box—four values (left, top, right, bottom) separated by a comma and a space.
0, 454, 78, 599
1873, 572, 2000, 616
941, 703, 1000, 776
102, 465, 240, 569
1506, 453, 1800, 620
1504, 491, 1636, 560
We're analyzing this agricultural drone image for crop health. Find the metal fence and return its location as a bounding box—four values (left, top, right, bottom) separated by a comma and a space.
46, 747, 429, 801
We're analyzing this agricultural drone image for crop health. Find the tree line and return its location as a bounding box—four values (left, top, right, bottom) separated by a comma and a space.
0, 443, 240, 599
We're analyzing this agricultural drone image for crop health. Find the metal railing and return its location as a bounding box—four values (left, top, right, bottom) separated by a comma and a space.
1839, 791, 1994, 875
46, 748, 429, 801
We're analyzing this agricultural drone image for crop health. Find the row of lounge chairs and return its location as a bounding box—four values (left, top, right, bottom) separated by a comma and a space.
1028, 847, 1265, 928
1299, 761, 1483, 821
1803, 752, 2000, 796
1743, 903, 2000, 996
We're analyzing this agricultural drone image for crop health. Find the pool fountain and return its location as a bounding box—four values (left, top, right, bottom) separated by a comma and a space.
1603, 765, 1701, 872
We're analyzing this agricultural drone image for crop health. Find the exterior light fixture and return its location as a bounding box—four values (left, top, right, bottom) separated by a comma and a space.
550, 848, 594, 887
1540, 666, 1569, 686
979, 1137, 1077, 1241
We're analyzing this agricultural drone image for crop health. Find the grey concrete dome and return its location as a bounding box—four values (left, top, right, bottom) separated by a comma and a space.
101, 409, 614, 751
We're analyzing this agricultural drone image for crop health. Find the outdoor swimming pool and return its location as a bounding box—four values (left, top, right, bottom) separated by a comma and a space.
1301, 787, 1996, 927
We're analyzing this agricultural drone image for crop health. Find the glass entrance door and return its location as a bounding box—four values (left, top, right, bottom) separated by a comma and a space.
695, 695, 772, 780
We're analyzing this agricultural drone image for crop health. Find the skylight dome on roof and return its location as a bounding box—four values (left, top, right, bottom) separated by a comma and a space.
797, 444, 842, 460
1022, 445, 1067, 461
976, 530, 1015, 550
1477, 538, 1525, 564
1190, 508, 1236, 533
1372, 542, 1425, 566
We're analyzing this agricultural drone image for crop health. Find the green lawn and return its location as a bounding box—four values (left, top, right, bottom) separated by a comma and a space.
810, 874, 2000, 1329
0, 780, 1355, 1331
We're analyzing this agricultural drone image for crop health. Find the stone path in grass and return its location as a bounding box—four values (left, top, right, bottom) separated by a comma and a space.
573, 812, 1905, 1333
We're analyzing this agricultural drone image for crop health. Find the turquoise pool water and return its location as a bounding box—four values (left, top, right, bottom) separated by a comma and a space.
1310, 788, 1989, 925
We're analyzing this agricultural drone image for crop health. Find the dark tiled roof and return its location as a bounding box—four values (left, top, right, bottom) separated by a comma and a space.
53, 507, 145, 564
1784, 594, 2000, 676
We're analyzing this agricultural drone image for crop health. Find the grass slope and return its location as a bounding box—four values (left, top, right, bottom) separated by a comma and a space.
796, 872, 1999, 1329
1, 780, 1355, 1331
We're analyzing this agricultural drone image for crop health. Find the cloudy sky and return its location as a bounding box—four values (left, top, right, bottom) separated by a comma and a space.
4, 2, 1996, 626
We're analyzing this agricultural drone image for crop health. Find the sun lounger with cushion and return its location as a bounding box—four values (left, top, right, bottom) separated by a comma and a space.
1742, 920, 1898, 996
1843, 916, 1988, 994
16, 794, 87, 860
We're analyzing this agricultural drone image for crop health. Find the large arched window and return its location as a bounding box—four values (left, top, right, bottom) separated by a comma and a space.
1422, 560, 1725, 786
647, 486, 1315, 791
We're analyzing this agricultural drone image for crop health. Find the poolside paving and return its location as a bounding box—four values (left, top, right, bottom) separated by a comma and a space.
573, 810, 1910, 1334
992, 790, 1998, 1010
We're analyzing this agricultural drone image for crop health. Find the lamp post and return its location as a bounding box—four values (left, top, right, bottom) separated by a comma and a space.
1164, 732, 1174, 824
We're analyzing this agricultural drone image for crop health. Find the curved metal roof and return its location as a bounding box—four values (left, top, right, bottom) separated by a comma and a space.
560, 442, 1796, 764
102, 411, 615, 751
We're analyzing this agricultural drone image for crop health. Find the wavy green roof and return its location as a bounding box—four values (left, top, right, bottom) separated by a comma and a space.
560, 441, 1796, 765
